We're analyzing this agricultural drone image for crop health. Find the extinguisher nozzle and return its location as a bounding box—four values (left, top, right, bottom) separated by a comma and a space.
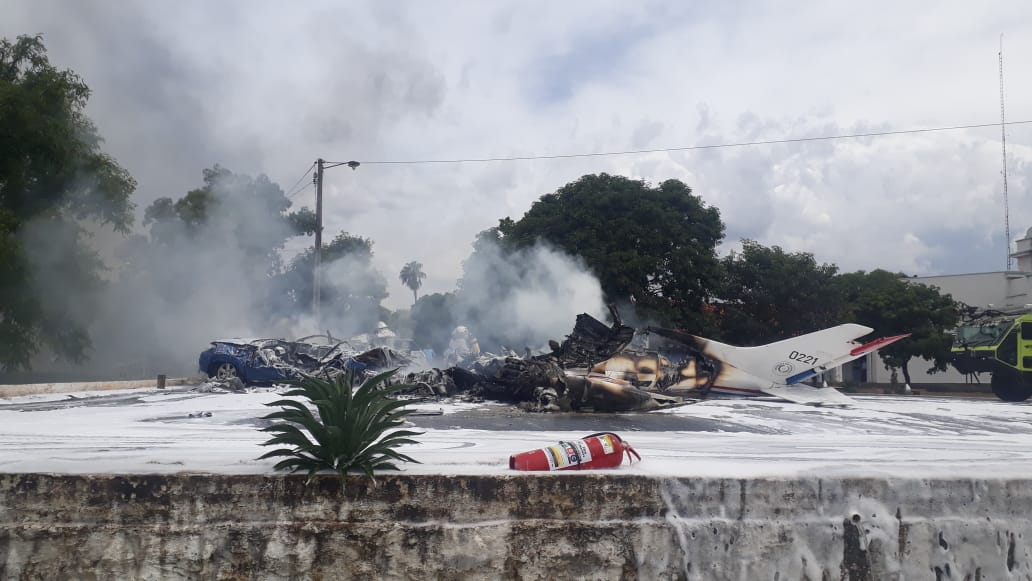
625, 444, 642, 464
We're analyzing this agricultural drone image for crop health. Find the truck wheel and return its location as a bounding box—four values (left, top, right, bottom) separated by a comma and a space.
991, 365, 1032, 402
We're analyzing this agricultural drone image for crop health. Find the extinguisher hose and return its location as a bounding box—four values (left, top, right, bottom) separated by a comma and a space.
581, 432, 642, 465
583, 431, 621, 441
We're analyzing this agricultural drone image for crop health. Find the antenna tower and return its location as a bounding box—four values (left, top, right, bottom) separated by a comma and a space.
1000, 35, 1012, 270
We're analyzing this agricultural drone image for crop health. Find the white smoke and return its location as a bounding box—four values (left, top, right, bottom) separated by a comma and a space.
311, 253, 388, 338
453, 238, 607, 353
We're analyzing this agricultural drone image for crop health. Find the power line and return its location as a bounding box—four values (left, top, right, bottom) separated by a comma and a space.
326, 119, 1032, 166
284, 162, 315, 198
288, 181, 313, 201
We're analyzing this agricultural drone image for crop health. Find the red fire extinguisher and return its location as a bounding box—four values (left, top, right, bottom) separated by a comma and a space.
509, 432, 641, 471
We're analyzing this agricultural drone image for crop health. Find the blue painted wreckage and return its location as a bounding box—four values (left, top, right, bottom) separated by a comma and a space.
198, 337, 411, 386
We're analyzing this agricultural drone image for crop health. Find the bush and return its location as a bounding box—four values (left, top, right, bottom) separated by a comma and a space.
258, 370, 422, 487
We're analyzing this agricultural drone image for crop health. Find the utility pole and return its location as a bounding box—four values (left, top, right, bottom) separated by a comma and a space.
313, 158, 324, 327
311, 158, 360, 331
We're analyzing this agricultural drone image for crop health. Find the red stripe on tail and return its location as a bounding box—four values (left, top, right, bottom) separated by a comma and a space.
849, 334, 911, 356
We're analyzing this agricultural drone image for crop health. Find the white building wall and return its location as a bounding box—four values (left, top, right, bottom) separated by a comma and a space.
892, 356, 984, 385
908, 271, 1032, 311
1013, 227, 1032, 272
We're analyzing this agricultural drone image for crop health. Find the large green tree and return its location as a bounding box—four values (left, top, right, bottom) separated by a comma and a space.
0, 35, 136, 370
143, 164, 309, 273
410, 292, 458, 355
835, 269, 958, 386
718, 240, 845, 345
497, 173, 725, 329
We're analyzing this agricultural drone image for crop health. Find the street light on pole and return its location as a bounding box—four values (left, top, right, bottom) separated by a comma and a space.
312, 158, 360, 331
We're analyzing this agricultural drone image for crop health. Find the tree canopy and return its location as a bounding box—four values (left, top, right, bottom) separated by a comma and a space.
142, 164, 305, 273
410, 292, 458, 355
718, 240, 844, 345
835, 269, 958, 386
0, 35, 136, 370
497, 173, 725, 329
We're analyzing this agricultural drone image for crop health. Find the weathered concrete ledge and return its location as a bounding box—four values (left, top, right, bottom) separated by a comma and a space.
0, 378, 189, 398
1, 473, 1028, 580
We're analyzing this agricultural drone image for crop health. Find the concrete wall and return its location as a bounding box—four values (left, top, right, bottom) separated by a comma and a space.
2, 473, 1029, 580
0, 378, 189, 398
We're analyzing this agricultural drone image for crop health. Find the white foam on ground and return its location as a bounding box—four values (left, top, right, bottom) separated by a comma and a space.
2, 388, 1031, 478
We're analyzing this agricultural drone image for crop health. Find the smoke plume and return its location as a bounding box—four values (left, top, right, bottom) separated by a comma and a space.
452, 238, 607, 354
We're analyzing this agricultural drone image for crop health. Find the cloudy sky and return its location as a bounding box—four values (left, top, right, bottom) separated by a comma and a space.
6, 1, 1032, 308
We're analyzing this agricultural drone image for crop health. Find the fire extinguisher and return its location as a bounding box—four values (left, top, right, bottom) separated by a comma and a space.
509, 432, 641, 471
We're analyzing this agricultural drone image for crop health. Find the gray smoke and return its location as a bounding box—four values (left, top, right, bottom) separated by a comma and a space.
15, 161, 612, 380
16, 168, 393, 380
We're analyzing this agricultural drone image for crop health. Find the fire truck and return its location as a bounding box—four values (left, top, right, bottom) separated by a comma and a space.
950, 307, 1032, 401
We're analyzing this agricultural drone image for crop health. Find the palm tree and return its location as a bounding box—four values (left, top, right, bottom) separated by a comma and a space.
399, 261, 427, 304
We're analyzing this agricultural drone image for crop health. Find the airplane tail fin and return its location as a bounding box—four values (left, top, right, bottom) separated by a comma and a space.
778, 334, 911, 385
693, 324, 909, 385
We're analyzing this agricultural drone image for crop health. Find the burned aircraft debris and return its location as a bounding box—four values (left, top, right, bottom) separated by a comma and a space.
392, 308, 694, 412
199, 307, 691, 413
411, 309, 907, 410
548, 304, 635, 369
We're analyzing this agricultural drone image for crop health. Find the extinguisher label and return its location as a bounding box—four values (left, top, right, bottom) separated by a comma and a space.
544, 440, 594, 470
573, 439, 593, 464
544, 444, 571, 470
596, 434, 616, 455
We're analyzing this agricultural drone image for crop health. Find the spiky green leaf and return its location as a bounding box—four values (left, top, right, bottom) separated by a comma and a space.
257, 369, 423, 489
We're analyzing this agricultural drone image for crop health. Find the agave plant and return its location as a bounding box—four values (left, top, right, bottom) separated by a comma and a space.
258, 369, 423, 486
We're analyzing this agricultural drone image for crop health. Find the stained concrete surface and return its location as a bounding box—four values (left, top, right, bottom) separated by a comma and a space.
2, 473, 1030, 580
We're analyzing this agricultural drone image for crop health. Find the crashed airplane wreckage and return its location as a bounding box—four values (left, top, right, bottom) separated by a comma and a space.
405, 307, 908, 410
200, 307, 908, 412
584, 320, 909, 407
